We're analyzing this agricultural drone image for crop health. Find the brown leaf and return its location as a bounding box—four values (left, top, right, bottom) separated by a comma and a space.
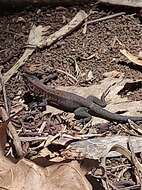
0, 159, 92, 190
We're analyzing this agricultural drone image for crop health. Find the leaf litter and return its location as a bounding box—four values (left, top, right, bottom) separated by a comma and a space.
0, 3, 142, 190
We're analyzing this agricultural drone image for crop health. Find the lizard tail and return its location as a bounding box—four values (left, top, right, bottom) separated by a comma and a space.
90, 104, 142, 123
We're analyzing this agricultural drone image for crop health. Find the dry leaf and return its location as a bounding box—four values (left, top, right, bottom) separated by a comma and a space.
120, 49, 142, 66
0, 159, 92, 190
100, 0, 142, 7
69, 135, 142, 159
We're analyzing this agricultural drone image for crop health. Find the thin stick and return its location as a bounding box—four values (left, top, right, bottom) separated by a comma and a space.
0, 69, 9, 114
44, 133, 60, 147
56, 69, 78, 82
86, 12, 126, 25
0, 107, 23, 158
0, 29, 25, 37
128, 137, 142, 188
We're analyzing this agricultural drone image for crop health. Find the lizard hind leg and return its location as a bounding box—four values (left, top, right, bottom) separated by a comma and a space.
74, 107, 92, 124
87, 83, 114, 107
87, 95, 107, 107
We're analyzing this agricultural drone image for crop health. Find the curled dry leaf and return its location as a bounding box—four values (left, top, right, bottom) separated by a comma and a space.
120, 49, 142, 67
100, 143, 142, 188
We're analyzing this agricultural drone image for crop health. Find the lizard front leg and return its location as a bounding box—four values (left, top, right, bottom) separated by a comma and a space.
74, 107, 92, 123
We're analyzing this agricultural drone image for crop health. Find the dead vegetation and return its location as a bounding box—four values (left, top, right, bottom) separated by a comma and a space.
0, 1, 142, 189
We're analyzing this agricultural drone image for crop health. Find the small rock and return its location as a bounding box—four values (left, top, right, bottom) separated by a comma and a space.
86, 70, 94, 81
138, 51, 142, 60
36, 9, 41, 14
16, 17, 26, 23
55, 6, 67, 11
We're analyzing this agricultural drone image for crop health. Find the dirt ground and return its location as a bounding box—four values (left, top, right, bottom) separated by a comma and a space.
0, 3, 142, 97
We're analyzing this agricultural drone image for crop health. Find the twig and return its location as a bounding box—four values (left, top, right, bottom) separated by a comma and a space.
119, 184, 141, 190
3, 48, 35, 85
81, 53, 98, 60
80, 120, 92, 133
2, 10, 87, 89
38, 121, 46, 134
128, 119, 142, 135
111, 36, 124, 48
67, 56, 81, 77
86, 12, 126, 25
0, 29, 25, 37
44, 133, 60, 147
118, 123, 139, 136
0, 107, 23, 158
128, 137, 142, 188
0, 69, 9, 114
56, 69, 78, 82
117, 167, 130, 181
19, 136, 52, 142
62, 133, 106, 139
40, 10, 88, 48
0, 49, 7, 53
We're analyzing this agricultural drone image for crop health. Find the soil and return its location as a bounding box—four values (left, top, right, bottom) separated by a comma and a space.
0, 3, 142, 98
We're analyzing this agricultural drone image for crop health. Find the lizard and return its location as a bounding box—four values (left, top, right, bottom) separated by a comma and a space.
22, 72, 142, 123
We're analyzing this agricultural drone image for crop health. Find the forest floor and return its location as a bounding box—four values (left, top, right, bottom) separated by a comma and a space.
0, 2, 142, 189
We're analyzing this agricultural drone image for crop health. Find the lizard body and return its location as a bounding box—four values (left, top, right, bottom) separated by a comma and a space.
23, 73, 142, 123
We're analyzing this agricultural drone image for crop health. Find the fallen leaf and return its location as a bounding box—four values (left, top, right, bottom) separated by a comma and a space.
99, 0, 142, 7
120, 49, 142, 66
0, 158, 92, 190
69, 135, 142, 159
